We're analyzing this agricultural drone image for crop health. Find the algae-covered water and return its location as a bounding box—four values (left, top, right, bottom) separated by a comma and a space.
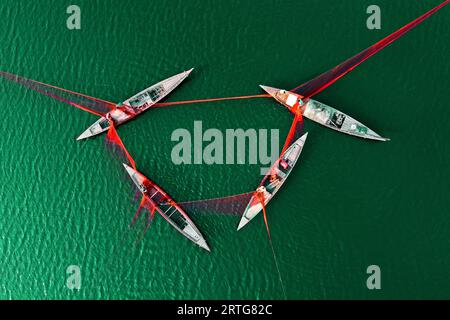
0, 0, 449, 299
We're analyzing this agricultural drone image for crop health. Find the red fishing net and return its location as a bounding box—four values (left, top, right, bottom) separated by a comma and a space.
0, 71, 115, 117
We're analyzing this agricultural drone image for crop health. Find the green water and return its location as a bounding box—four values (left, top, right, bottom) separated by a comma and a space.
0, 0, 449, 299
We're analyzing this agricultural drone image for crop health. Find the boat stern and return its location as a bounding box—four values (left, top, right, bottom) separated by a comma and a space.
77, 128, 94, 141
76, 117, 110, 140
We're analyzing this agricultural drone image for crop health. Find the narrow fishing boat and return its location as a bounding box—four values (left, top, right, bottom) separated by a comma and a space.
237, 133, 308, 230
260, 86, 387, 141
123, 163, 210, 252
76, 69, 193, 140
